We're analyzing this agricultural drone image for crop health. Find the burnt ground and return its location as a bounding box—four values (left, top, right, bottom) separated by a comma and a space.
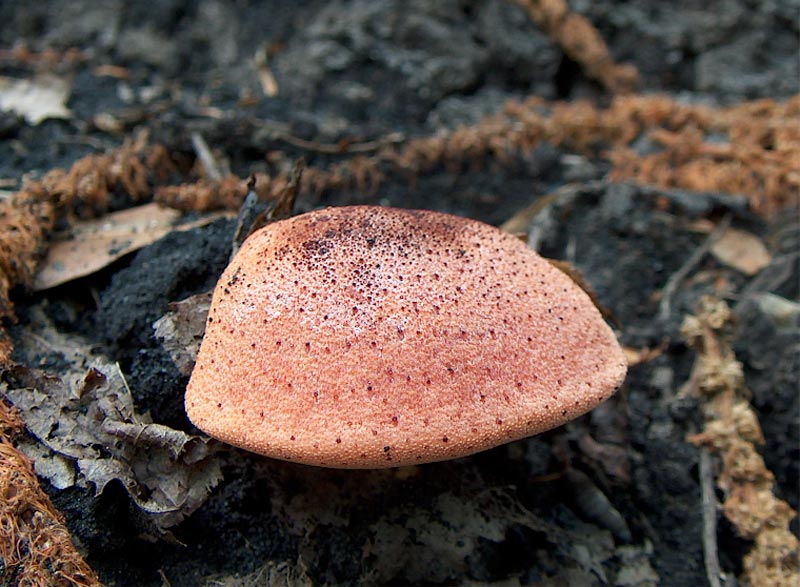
0, 1, 798, 586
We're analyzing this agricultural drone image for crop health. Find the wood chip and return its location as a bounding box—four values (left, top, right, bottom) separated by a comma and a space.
710, 227, 772, 276
622, 345, 664, 367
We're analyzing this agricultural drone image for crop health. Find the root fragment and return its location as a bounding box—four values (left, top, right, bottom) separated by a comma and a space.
683, 297, 799, 587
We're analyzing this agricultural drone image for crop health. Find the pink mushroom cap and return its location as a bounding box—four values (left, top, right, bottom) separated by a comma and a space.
185, 206, 627, 468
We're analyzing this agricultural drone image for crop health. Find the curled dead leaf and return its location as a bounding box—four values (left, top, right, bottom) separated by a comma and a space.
153, 292, 213, 376
1, 309, 222, 531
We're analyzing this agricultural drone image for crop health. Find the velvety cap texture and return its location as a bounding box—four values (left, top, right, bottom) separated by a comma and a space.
185, 206, 627, 468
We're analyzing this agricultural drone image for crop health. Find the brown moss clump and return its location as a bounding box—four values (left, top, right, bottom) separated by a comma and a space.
513, 0, 640, 93
98, 97, 800, 225
258, 95, 796, 218
0, 136, 174, 364
155, 172, 283, 212
0, 192, 53, 342
607, 95, 800, 215
683, 297, 799, 587
0, 400, 100, 587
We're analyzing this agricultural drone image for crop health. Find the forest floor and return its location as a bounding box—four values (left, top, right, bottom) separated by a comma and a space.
0, 1, 797, 586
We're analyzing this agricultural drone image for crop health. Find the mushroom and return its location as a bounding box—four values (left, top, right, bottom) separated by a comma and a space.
185, 206, 627, 468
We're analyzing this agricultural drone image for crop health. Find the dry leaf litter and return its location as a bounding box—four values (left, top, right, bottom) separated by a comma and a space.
0, 2, 795, 583
684, 297, 799, 587
0, 91, 796, 584
3, 309, 223, 534
0, 396, 100, 587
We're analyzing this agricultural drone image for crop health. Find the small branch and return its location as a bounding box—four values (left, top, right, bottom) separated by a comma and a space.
157, 569, 173, 587
253, 44, 279, 97
230, 174, 261, 260
254, 117, 405, 154
276, 130, 405, 154
230, 160, 304, 260
699, 447, 723, 587
190, 132, 223, 181
265, 158, 304, 223
658, 214, 732, 321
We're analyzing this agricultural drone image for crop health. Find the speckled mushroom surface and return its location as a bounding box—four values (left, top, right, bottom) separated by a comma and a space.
185, 206, 627, 468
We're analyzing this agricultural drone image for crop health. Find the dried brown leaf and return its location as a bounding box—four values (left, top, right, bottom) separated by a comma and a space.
2, 309, 223, 530
34, 203, 179, 290
0, 137, 176, 344
154, 292, 213, 376
34, 203, 230, 290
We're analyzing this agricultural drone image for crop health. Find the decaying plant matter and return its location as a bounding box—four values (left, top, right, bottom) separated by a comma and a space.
0, 399, 100, 587
154, 172, 276, 213
513, 0, 639, 93
683, 297, 799, 587
152, 95, 800, 218
322, 94, 799, 216
607, 97, 800, 215
0, 2, 795, 580
3, 93, 796, 346
3, 307, 224, 529
0, 135, 173, 364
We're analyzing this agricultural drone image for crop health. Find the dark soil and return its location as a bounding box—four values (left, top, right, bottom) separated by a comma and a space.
1, 1, 798, 586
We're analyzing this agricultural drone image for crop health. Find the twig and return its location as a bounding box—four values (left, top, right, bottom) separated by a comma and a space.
699, 447, 723, 587
157, 568, 173, 587
62, 134, 113, 151
230, 174, 261, 260
565, 234, 577, 264
190, 132, 223, 181
265, 158, 303, 222
254, 44, 279, 97
276, 130, 405, 154
244, 159, 304, 237
658, 214, 732, 321
115, 361, 133, 398
229, 160, 304, 259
